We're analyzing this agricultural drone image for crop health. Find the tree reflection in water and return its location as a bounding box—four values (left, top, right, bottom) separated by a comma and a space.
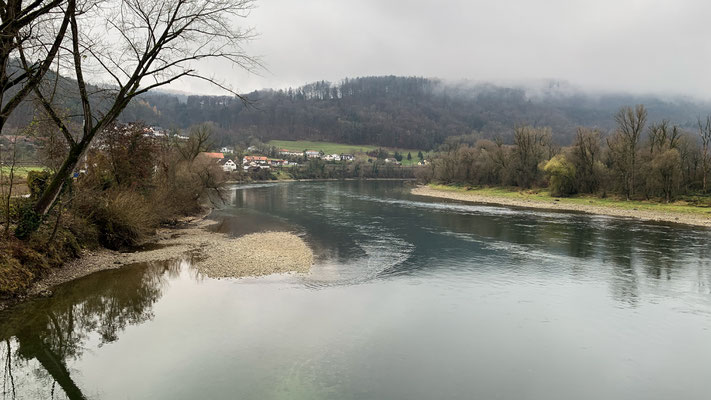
0, 258, 186, 399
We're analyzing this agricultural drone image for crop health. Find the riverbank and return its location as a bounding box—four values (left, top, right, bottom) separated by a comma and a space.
1, 215, 314, 310
224, 177, 416, 184
412, 185, 711, 228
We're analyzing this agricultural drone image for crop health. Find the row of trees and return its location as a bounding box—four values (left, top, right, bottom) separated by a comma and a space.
424, 105, 711, 203
289, 158, 416, 180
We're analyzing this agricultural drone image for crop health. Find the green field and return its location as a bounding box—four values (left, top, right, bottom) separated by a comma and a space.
268, 140, 378, 154
0, 165, 44, 180
266, 140, 428, 165
429, 184, 711, 216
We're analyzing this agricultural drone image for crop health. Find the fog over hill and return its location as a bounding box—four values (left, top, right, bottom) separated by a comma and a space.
6, 74, 710, 150
117, 76, 711, 149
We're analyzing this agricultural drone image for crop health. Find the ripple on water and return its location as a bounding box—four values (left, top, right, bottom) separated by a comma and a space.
304, 221, 414, 288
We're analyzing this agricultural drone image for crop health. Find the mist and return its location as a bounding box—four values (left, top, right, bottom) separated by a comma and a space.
170, 0, 711, 99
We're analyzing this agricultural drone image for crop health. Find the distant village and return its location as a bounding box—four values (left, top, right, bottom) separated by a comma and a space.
2, 124, 428, 183
126, 125, 423, 174
206, 146, 361, 173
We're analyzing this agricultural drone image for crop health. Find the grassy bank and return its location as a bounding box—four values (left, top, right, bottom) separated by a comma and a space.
0, 165, 44, 180
429, 185, 711, 215
266, 140, 428, 165
415, 184, 711, 227
267, 140, 379, 154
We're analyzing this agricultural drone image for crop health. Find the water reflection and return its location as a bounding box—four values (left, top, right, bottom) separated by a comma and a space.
215, 181, 711, 302
1, 182, 710, 399
0, 258, 188, 399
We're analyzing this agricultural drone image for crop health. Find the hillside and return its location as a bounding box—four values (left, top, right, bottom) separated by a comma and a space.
120, 77, 711, 149
6, 74, 711, 150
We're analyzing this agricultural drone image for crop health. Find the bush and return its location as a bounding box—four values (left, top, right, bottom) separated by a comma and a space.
1, 221, 88, 298
74, 190, 158, 250
26, 169, 52, 199
0, 244, 35, 298
543, 154, 577, 197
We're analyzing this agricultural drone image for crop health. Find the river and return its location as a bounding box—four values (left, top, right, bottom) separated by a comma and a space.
2, 181, 711, 399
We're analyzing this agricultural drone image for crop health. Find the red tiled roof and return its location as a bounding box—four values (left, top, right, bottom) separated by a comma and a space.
201, 152, 224, 159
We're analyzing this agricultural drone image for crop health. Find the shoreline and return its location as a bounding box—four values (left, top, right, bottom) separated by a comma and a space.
224, 177, 416, 184
1, 214, 314, 311
411, 186, 711, 228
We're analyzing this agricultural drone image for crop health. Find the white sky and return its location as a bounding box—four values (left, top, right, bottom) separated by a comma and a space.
169, 0, 711, 98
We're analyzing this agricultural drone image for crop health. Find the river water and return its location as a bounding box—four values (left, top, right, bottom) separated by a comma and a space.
2, 181, 711, 399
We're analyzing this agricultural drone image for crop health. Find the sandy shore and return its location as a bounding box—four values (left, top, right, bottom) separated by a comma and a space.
197, 232, 313, 279
412, 186, 711, 228
5, 216, 314, 308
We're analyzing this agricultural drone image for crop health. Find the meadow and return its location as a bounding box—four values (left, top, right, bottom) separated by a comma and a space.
266, 140, 428, 165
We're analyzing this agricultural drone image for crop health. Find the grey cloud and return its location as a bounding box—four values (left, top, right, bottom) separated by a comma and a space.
172, 0, 711, 98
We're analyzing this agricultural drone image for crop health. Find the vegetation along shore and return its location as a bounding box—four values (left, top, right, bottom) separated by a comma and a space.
413, 185, 711, 228
1, 213, 314, 311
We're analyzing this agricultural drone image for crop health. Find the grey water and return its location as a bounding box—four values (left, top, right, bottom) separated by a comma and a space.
2, 181, 711, 399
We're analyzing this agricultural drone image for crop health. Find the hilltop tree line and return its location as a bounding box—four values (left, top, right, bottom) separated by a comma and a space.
116, 76, 711, 150
6, 73, 711, 153
422, 105, 711, 203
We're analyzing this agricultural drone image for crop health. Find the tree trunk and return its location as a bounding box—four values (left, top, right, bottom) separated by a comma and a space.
31, 341, 87, 400
15, 144, 84, 239
34, 145, 84, 217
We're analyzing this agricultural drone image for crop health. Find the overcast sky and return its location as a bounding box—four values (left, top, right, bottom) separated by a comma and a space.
172, 0, 711, 98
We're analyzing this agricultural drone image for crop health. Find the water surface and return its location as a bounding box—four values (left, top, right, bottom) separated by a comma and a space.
2, 181, 711, 399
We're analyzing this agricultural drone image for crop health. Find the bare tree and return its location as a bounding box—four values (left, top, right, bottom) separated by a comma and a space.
178, 123, 213, 161
648, 120, 680, 155
0, 0, 73, 132
651, 149, 681, 203
613, 105, 647, 198
2, 135, 18, 236
512, 125, 553, 188
571, 127, 602, 193
15, 0, 257, 237
698, 115, 711, 192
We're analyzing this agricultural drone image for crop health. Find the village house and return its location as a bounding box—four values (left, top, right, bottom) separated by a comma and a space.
219, 159, 237, 172
305, 150, 321, 158
139, 126, 166, 137
341, 154, 355, 161
220, 147, 233, 154
278, 149, 302, 157
243, 155, 268, 166
199, 152, 224, 160
139, 125, 167, 138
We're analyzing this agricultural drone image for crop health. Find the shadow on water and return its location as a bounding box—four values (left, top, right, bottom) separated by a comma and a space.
0, 257, 194, 399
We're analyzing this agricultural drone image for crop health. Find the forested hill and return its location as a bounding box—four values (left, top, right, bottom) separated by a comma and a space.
10, 75, 710, 150
119, 76, 711, 149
